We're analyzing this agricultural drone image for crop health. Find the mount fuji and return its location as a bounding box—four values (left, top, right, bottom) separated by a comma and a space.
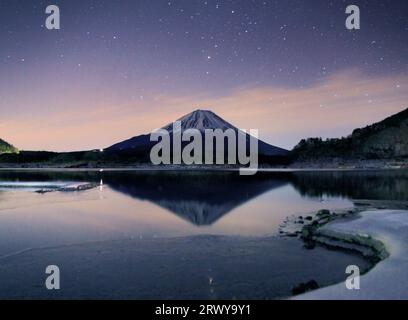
107, 109, 288, 158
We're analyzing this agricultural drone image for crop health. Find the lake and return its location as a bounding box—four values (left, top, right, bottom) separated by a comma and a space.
0, 169, 406, 299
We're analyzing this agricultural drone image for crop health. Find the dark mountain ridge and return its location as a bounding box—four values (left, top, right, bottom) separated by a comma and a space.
292, 107, 408, 161
0, 138, 18, 154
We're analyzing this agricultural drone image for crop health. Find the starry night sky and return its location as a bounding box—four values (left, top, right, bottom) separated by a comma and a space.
1, 0, 408, 151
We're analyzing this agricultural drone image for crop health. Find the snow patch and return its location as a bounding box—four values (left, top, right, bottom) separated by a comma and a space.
294, 210, 408, 300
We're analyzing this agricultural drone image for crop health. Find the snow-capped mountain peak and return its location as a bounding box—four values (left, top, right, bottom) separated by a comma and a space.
162, 109, 237, 132
108, 109, 289, 157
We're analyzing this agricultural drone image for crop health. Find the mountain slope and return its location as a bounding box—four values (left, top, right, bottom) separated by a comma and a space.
0, 138, 18, 154
292, 107, 408, 160
108, 109, 288, 157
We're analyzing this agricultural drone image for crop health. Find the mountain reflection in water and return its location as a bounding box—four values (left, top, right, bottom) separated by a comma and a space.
104, 172, 289, 225
0, 169, 407, 228
0, 169, 406, 299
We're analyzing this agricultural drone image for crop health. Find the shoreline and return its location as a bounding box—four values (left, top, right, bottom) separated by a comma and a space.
293, 209, 408, 299
0, 166, 407, 173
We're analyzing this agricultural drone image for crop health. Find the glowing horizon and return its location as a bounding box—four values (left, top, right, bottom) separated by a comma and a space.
1, 1, 407, 152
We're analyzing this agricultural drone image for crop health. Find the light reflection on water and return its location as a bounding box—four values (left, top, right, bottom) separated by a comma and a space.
0, 169, 406, 257
0, 170, 406, 299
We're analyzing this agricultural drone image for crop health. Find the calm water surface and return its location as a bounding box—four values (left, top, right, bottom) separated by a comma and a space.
0, 169, 406, 299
